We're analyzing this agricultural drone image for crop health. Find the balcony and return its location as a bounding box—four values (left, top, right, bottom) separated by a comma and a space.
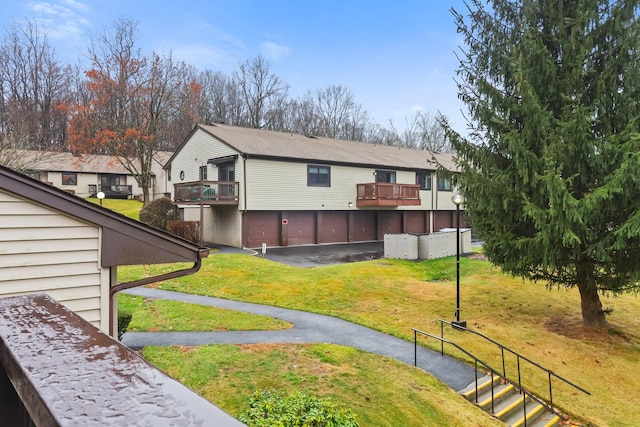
173, 181, 239, 205
356, 183, 421, 207
89, 184, 133, 199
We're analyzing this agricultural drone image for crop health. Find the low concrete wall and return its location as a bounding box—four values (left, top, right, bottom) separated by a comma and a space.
384, 229, 472, 260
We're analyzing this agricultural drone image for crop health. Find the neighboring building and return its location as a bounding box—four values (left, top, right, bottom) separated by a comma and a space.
17, 150, 172, 200
0, 164, 208, 336
165, 124, 467, 248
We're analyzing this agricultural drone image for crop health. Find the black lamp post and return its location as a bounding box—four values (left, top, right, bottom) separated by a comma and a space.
451, 191, 466, 329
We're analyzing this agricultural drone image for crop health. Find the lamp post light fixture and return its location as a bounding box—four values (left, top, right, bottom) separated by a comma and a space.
451, 191, 466, 330
97, 191, 105, 207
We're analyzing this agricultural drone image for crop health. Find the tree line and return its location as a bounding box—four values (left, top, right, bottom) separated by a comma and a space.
0, 18, 450, 158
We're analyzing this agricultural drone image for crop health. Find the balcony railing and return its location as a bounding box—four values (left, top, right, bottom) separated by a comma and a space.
173, 181, 239, 205
89, 184, 133, 199
356, 183, 421, 206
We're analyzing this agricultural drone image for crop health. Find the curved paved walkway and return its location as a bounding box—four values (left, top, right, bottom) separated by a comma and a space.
120, 287, 477, 391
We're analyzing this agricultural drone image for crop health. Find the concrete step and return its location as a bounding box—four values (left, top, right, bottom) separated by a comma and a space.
459, 374, 501, 401
526, 411, 562, 427
459, 376, 564, 427
476, 383, 517, 411
491, 389, 526, 419
502, 399, 545, 427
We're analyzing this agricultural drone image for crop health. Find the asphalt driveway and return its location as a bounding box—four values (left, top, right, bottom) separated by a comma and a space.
210, 241, 384, 267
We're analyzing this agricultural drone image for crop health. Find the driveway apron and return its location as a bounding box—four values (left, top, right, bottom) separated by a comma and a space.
120, 287, 477, 391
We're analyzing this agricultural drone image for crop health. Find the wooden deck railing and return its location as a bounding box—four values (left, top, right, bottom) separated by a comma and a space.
173, 181, 239, 205
89, 184, 133, 199
356, 183, 421, 206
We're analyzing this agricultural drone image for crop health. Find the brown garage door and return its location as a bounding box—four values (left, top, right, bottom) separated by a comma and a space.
285, 211, 316, 246
378, 211, 402, 238
244, 211, 280, 248
433, 211, 454, 231
318, 211, 348, 244
349, 211, 377, 242
404, 211, 426, 234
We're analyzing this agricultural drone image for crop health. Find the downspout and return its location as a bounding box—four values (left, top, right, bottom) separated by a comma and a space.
431, 174, 436, 232
108, 248, 209, 336
242, 154, 248, 247
243, 155, 248, 212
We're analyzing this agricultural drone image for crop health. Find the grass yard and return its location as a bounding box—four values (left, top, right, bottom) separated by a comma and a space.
118, 293, 291, 332
86, 197, 142, 220
119, 254, 640, 427
143, 343, 501, 427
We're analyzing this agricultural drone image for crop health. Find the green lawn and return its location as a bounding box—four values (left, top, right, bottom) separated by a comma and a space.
119, 254, 640, 427
119, 293, 291, 332
143, 343, 501, 427
86, 197, 142, 220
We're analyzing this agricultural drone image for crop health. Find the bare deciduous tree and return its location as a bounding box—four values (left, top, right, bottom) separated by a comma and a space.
233, 54, 289, 129
0, 20, 71, 151
67, 18, 201, 203
385, 111, 452, 152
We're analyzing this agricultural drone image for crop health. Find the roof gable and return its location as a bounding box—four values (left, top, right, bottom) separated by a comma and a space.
0, 165, 205, 267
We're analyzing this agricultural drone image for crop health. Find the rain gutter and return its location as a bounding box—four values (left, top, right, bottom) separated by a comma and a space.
108, 248, 209, 336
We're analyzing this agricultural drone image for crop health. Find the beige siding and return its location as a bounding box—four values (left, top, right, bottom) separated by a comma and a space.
246, 160, 356, 210
170, 129, 244, 204
245, 159, 439, 211
435, 189, 457, 210
0, 190, 107, 330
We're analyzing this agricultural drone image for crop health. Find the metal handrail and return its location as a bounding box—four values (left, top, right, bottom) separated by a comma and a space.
412, 326, 589, 426
436, 319, 591, 399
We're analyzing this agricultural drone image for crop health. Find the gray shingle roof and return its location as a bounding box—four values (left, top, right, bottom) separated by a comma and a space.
198, 124, 457, 171
18, 150, 172, 175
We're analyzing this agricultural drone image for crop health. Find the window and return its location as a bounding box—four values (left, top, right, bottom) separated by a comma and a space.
416, 172, 432, 190
437, 176, 452, 191
375, 170, 396, 183
199, 165, 207, 180
62, 173, 77, 186
218, 162, 236, 196
218, 162, 235, 182
307, 165, 331, 187
101, 174, 124, 187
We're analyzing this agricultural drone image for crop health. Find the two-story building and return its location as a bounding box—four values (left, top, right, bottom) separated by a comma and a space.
165, 124, 466, 248
18, 150, 171, 200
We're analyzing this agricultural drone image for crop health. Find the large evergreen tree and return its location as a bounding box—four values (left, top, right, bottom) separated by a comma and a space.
446, 0, 640, 327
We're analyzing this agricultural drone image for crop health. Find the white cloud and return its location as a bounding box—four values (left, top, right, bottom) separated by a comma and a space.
260, 41, 290, 61
26, 1, 91, 46
61, 0, 90, 12
171, 42, 239, 72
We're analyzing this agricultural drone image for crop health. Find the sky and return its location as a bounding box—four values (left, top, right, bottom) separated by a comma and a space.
0, 0, 469, 133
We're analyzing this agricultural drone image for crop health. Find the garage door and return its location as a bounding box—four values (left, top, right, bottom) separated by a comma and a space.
244, 211, 280, 248
350, 211, 377, 242
285, 211, 316, 246
378, 211, 402, 238
404, 211, 427, 234
318, 211, 348, 244
433, 211, 454, 231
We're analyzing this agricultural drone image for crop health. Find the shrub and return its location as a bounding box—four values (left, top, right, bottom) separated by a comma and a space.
168, 220, 200, 244
139, 197, 176, 230
117, 310, 132, 340
238, 390, 360, 427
